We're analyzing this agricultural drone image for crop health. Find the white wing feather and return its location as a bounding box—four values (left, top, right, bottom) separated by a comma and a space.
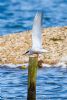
32, 12, 42, 50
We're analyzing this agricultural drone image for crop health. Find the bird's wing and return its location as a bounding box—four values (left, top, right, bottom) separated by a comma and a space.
32, 12, 42, 50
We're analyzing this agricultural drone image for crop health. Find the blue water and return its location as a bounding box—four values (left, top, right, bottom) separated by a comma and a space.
0, 0, 67, 35
0, 67, 67, 100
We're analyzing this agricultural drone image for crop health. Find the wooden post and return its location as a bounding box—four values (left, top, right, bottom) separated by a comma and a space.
27, 54, 38, 100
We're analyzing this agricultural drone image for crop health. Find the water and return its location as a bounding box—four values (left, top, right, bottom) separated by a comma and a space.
0, 67, 67, 100
0, 0, 67, 35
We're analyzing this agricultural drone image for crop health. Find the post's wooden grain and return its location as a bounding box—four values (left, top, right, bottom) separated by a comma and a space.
27, 55, 38, 100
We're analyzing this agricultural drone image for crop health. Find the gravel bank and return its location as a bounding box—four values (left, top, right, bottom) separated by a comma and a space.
0, 26, 67, 65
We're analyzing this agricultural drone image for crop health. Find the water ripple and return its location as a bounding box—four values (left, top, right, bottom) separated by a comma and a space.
0, 67, 67, 99
0, 0, 67, 35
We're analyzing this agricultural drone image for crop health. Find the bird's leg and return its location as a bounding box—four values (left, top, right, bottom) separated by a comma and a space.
34, 53, 38, 58
37, 53, 39, 58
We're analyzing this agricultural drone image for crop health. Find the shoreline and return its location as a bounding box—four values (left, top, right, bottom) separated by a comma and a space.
0, 26, 67, 66
0, 62, 67, 68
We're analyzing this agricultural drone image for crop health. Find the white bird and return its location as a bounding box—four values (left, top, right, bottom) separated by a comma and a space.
24, 12, 48, 55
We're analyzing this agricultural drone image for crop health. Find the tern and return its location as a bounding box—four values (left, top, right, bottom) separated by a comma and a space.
24, 12, 48, 55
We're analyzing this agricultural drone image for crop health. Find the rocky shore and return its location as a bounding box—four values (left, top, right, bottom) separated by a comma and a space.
0, 26, 67, 65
